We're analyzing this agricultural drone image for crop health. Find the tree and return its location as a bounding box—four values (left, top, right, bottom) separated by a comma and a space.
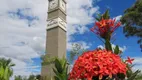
135, 73, 142, 80
28, 75, 35, 80
0, 58, 15, 80
121, 0, 142, 51
14, 74, 40, 80
69, 43, 87, 64
35, 75, 41, 80
14, 75, 24, 80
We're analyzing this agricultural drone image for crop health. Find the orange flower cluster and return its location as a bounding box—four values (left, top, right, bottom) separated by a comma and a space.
90, 19, 121, 39
68, 49, 127, 80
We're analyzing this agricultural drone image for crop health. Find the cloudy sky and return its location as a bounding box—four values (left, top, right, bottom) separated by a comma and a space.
0, 0, 142, 79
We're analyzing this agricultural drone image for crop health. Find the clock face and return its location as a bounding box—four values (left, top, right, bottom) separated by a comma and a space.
60, 0, 66, 11
49, 0, 58, 10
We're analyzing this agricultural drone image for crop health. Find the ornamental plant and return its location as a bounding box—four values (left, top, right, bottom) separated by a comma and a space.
69, 49, 127, 80
53, 58, 68, 80
68, 10, 140, 80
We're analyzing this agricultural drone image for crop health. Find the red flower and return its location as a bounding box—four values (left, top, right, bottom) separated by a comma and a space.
90, 18, 121, 39
68, 49, 127, 80
125, 57, 134, 64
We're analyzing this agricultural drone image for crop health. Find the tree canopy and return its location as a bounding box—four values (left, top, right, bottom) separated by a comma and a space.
121, 0, 142, 51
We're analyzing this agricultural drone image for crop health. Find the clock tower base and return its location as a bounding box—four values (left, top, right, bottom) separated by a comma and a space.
41, 27, 66, 80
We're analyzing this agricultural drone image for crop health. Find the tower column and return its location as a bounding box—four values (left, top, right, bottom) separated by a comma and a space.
41, 0, 67, 80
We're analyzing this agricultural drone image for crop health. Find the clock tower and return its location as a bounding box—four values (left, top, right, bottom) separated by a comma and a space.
41, 0, 67, 80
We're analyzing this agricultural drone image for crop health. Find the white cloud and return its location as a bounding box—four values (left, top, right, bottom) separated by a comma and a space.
111, 44, 127, 52
66, 0, 99, 51
0, 0, 47, 77
128, 57, 142, 71
98, 45, 104, 49
97, 44, 127, 52
133, 57, 142, 65
77, 25, 89, 34
113, 15, 122, 21
67, 0, 99, 36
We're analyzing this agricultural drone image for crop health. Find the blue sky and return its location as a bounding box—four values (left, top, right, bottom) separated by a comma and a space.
0, 0, 142, 78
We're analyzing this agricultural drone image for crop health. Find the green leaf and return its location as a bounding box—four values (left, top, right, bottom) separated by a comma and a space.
54, 76, 60, 80
117, 73, 125, 79
53, 58, 68, 80
95, 17, 100, 21
4, 67, 8, 80
0, 66, 4, 78
105, 39, 112, 51
54, 59, 63, 74
95, 10, 110, 21
127, 70, 141, 80
62, 60, 67, 71
102, 9, 110, 19
114, 45, 119, 54
95, 14, 102, 21
53, 68, 59, 76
